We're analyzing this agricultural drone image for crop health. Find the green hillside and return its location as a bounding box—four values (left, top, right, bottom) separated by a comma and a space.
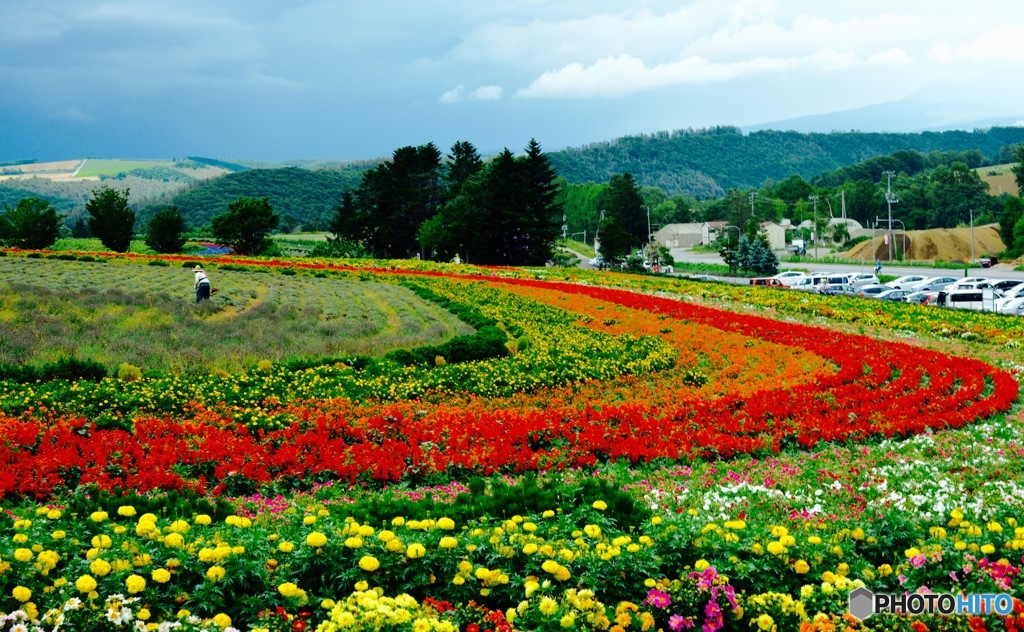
154, 166, 366, 228
548, 126, 1024, 197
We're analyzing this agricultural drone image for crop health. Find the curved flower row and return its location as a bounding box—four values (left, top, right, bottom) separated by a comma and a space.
0, 266, 1016, 500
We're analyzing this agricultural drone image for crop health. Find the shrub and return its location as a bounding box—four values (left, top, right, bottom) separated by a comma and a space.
117, 363, 143, 382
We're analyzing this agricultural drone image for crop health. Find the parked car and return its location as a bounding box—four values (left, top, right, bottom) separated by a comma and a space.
687, 274, 719, 282
771, 271, 807, 286
992, 279, 1023, 292
588, 256, 605, 268
856, 284, 891, 298
935, 287, 998, 311
789, 277, 817, 291
847, 273, 881, 288
978, 256, 998, 268
912, 276, 958, 292
951, 276, 992, 288
750, 277, 785, 287
875, 288, 912, 301
818, 282, 857, 296
885, 275, 928, 289
904, 290, 939, 305
995, 296, 1024, 315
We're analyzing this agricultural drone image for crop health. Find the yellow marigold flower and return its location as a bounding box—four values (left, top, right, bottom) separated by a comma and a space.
118, 506, 137, 517
453, 576, 465, 586
694, 559, 710, 570
794, 559, 810, 574
206, 565, 226, 582
354, 580, 369, 591
51, 530, 66, 540
344, 536, 363, 548
757, 613, 774, 630
126, 574, 146, 594
592, 500, 608, 511
76, 575, 98, 593
904, 547, 921, 558
766, 541, 786, 556
89, 558, 112, 576
14, 548, 33, 562
542, 510, 555, 519
164, 533, 185, 548
47, 509, 61, 520
305, 532, 328, 548
12, 533, 27, 544
358, 556, 380, 572
212, 613, 232, 629
278, 541, 295, 553
584, 524, 601, 538
539, 597, 558, 616
152, 568, 171, 583
981, 544, 996, 555
90, 511, 108, 523
167, 520, 190, 534
437, 517, 456, 530
12, 586, 31, 602
406, 543, 426, 559
392, 517, 406, 527
439, 537, 458, 549
195, 514, 212, 526
523, 543, 539, 555
807, 536, 822, 545
278, 582, 300, 598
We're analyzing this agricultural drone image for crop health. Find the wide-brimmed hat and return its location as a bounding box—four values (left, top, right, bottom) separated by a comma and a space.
194, 265, 203, 271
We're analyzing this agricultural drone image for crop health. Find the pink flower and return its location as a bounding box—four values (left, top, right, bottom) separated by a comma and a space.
645, 589, 671, 609
669, 614, 694, 631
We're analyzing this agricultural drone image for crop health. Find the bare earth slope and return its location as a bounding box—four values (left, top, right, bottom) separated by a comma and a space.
844, 225, 1005, 263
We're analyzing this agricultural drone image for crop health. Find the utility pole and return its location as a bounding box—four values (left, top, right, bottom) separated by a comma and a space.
883, 170, 898, 261
970, 208, 975, 263
808, 195, 818, 259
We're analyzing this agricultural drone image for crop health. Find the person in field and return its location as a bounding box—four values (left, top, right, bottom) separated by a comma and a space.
194, 264, 211, 302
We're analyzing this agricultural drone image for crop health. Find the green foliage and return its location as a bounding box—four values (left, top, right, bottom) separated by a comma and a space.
62, 484, 236, 521
86, 185, 135, 252
0, 356, 107, 383
311, 471, 650, 528
144, 206, 188, 253
0, 196, 61, 249
211, 196, 279, 255
158, 166, 365, 229
307, 236, 368, 259
548, 126, 1024, 197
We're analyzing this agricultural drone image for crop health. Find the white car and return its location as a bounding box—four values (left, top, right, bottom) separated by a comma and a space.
995, 296, 1024, 315
951, 276, 993, 288
771, 271, 807, 286
848, 273, 881, 288
885, 275, 928, 289
788, 277, 817, 291
856, 284, 891, 299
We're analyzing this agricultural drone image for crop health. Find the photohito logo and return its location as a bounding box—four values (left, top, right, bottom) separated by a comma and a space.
848, 587, 1014, 621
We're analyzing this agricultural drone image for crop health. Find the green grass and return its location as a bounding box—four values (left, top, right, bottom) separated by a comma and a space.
0, 257, 475, 374
50, 237, 158, 255
557, 238, 595, 258
74, 159, 171, 178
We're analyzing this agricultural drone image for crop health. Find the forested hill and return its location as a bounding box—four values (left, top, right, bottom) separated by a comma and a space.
153, 166, 364, 227
547, 126, 1024, 198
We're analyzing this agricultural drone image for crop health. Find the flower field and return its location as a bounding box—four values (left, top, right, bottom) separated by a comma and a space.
1, 249, 1023, 632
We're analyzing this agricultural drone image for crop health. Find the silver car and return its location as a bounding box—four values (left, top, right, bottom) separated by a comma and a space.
912, 276, 958, 293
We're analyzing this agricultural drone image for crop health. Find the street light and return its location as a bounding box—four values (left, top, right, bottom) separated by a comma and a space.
883, 170, 898, 261
808, 195, 818, 259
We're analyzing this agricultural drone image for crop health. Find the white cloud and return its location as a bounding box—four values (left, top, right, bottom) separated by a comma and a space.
471, 85, 503, 100
440, 84, 504, 103
929, 26, 1024, 62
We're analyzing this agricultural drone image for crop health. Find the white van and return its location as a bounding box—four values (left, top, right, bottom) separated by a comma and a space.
936, 288, 997, 311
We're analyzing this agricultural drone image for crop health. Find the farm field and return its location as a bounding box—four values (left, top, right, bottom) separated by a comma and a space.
0, 250, 1022, 631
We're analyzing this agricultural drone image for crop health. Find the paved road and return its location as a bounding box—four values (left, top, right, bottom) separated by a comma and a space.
667, 248, 1024, 284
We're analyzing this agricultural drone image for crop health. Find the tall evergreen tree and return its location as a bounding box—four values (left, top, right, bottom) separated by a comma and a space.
444, 141, 483, 201
519, 139, 563, 265
1012, 144, 1024, 195
597, 173, 647, 257
86, 186, 135, 253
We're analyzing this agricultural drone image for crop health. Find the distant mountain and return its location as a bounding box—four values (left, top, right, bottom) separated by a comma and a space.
547, 126, 1024, 197
743, 99, 1024, 135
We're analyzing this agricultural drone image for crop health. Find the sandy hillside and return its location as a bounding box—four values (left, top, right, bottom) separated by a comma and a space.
844, 225, 1005, 263
0, 159, 85, 181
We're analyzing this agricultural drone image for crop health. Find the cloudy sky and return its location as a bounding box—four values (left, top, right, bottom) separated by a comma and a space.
2, 0, 1023, 163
